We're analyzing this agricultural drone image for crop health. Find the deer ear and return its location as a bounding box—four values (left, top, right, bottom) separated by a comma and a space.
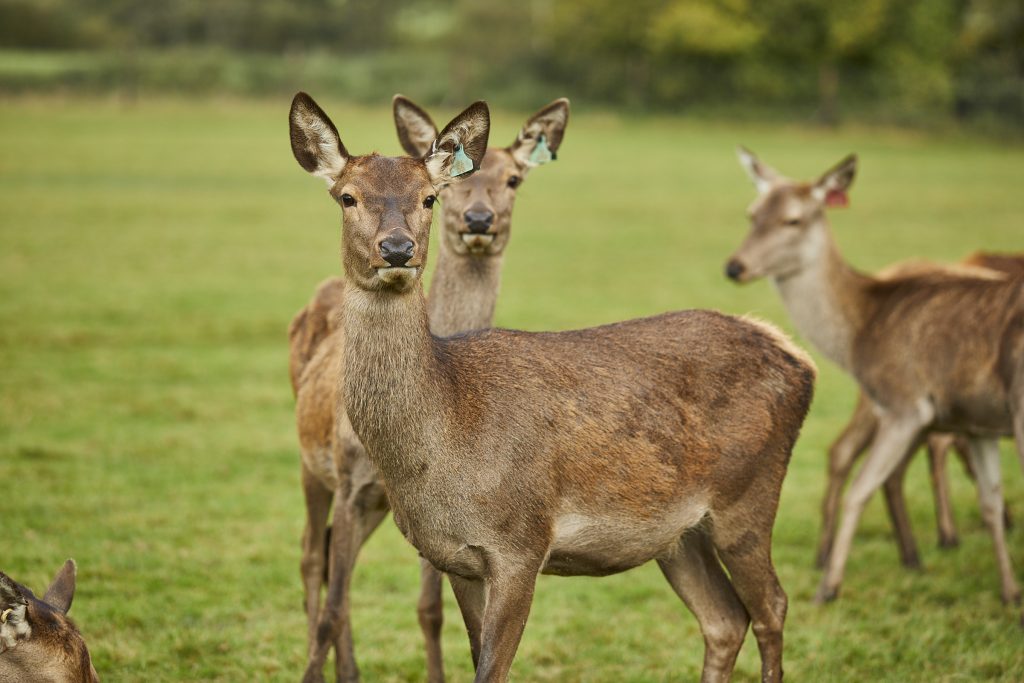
510, 97, 570, 168
813, 154, 857, 207
0, 572, 29, 637
736, 146, 780, 194
290, 92, 349, 185
393, 95, 439, 158
42, 560, 76, 615
425, 101, 490, 189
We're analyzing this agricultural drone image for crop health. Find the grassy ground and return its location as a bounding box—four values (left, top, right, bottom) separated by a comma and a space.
1, 95, 1022, 682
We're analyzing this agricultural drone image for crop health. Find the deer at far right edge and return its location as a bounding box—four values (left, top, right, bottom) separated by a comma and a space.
725, 149, 1024, 622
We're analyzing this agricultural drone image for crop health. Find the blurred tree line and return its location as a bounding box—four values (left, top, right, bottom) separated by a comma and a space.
0, 0, 1021, 129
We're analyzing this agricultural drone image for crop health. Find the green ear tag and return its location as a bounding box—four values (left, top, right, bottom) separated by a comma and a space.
528, 134, 553, 165
450, 144, 475, 177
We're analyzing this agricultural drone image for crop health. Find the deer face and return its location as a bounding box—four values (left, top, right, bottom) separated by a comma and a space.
726, 147, 857, 283
0, 561, 99, 683
393, 96, 570, 258
290, 92, 490, 293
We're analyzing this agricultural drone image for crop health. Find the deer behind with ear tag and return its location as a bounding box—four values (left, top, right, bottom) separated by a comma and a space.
727, 148, 1024, 618
289, 94, 570, 683
0, 560, 99, 683
290, 91, 816, 683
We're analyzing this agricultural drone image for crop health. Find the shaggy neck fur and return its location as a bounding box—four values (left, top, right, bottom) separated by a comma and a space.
427, 244, 503, 337
341, 284, 445, 482
772, 220, 873, 372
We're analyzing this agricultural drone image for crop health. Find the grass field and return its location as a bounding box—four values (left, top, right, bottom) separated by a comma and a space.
1, 95, 1022, 682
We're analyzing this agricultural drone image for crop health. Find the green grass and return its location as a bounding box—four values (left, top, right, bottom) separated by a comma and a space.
1, 95, 1022, 682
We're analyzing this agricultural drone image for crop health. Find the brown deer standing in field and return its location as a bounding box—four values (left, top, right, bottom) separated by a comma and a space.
290, 95, 570, 683
289, 91, 817, 683
816, 253, 1023, 570
0, 560, 99, 683
726, 149, 1024, 616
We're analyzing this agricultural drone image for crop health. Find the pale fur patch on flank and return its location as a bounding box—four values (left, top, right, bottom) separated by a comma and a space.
876, 259, 1008, 282
740, 314, 818, 379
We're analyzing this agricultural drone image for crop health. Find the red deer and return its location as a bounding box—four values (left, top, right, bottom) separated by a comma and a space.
290, 95, 570, 682
726, 149, 1024, 618
289, 92, 816, 683
0, 560, 99, 683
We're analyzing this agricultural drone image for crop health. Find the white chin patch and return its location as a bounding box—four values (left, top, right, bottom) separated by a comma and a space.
376, 267, 418, 285
461, 234, 495, 250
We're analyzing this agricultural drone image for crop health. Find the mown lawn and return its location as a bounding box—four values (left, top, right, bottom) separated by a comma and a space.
1, 95, 1022, 682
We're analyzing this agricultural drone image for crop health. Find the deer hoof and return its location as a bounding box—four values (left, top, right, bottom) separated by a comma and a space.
937, 536, 960, 550
813, 583, 838, 605
902, 555, 923, 571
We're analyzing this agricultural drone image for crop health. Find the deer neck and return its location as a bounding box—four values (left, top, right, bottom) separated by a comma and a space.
427, 242, 503, 337
772, 221, 874, 372
341, 283, 444, 480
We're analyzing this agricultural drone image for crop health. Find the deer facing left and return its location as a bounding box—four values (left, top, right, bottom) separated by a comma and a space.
0, 560, 99, 683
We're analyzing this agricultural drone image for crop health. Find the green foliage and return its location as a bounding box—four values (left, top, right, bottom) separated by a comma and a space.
0, 0, 1021, 129
1, 96, 1023, 681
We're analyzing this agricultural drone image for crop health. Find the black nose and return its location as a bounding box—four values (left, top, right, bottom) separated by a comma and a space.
725, 259, 746, 282
463, 209, 494, 234
380, 237, 415, 267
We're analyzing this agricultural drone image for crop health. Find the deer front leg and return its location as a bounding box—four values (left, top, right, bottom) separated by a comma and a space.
818, 395, 876, 568
300, 463, 334, 652
472, 562, 541, 683
417, 558, 446, 683
449, 574, 485, 670
969, 437, 1021, 608
926, 433, 960, 548
816, 413, 925, 604
881, 449, 921, 569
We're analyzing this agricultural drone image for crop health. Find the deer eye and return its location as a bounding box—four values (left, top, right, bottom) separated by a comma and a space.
507, 175, 520, 189
784, 218, 801, 226
340, 194, 356, 208
423, 195, 436, 209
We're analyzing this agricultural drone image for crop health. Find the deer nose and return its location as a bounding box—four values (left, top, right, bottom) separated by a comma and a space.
380, 237, 415, 267
725, 259, 746, 282
463, 209, 494, 234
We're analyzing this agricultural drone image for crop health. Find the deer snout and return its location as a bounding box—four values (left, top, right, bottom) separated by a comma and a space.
463, 206, 494, 234
379, 236, 416, 267
725, 258, 747, 282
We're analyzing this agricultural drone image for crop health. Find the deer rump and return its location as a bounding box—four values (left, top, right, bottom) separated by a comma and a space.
347, 309, 815, 579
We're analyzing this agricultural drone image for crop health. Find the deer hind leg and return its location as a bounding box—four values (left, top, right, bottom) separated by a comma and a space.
969, 437, 1021, 607
302, 496, 360, 683
881, 445, 922, 569
816, 413, 925, 604
301, 462, 334, 657
926, 433, 960, 548
417, 558, 446, 683
657, 530, 749, 683
708, 454, 789, 683
818, 395, 877, 569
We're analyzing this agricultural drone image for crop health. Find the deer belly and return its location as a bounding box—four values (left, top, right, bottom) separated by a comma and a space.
543, 505, 708, 577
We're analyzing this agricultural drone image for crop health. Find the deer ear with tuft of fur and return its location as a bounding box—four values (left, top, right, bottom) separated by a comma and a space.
289, 92, 350, 186
510, 98, 570, 169
392, 95, 439, 158
424, 101, 490, 189
813, 154, 857, 208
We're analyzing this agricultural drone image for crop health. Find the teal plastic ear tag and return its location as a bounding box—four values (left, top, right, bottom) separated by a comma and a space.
450, 144, 475, 177
528, 134, 553, 165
